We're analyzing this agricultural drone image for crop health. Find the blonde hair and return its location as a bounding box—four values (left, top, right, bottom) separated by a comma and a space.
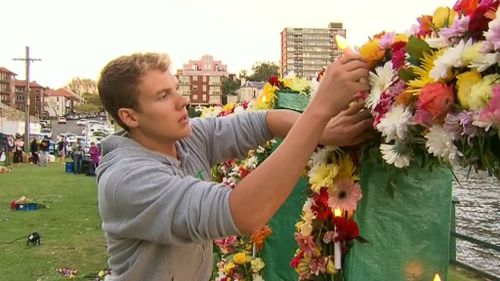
97, 53, 171, 130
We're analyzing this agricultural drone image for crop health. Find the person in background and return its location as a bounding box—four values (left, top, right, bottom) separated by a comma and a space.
39, 136, 51, 166
30, 138, 39, 165
13, 134, 24, 166
57, 136, 67, 163
72, 144, 84, 174
89, 141, 100, 175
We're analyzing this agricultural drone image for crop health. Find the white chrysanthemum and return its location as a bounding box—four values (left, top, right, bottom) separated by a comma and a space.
425, 36, 453, 49
430, 39, 473, 80
376, 105, 413, 142
309, 146, 335, 166
367, 61, 394, 110
380, 143, 411, 168
470, 53, 500, 72
425, 125, 460, 164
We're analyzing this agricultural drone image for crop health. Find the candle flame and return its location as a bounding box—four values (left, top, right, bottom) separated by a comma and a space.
433, 274, 442, 281
335, 35, 351, 51
334, 208, 343, 217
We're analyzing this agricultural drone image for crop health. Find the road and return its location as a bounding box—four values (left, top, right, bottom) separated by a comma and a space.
49, 120, 85, 141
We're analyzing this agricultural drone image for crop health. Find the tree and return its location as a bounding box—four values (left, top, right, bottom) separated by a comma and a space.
247, 61, 279, 82
74, 92, 102, 113
222, 76, 240, 96
66, 78, 97, 97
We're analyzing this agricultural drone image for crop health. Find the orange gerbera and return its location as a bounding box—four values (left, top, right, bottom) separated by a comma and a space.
251, 225, 272, 250
359, 39, 385, 68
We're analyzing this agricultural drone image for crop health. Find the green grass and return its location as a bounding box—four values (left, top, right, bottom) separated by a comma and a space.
0, 163, 488, 281
0, 163, 107, 281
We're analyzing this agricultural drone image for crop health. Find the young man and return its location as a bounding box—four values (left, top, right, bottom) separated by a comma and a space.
97, 52, 370, 280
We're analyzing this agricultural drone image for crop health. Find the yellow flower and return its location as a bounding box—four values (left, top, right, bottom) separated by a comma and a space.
295, 220, 313, 236
432, 6, 457, 28
394, 33, 409, 43
326, 257, 337, 274
359, 39, 385, 68
233, 252, 249, 265
282, 77, 311, 93
223, 261, 236, 273
408, 50, 442, 89
296, 253, 312, 276
250, 257, 265, 273
469, 74, 500, 110
337, 154, 358, 180
254, 83, 277, 109
223, 102, 236, 113
456, 70, 482, 109
309, 163, 339, 193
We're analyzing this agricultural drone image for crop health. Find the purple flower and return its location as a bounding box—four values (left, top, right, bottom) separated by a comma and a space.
379, 32, 396, 49
439, 16, 470, 41
458, 111, 479, 140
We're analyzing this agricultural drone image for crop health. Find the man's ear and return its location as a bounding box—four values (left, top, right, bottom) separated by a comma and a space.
117, 108, 140, 129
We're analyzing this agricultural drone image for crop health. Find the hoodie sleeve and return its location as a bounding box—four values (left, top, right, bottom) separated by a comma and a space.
98, 159, 241, 245
190, 111, 272, 166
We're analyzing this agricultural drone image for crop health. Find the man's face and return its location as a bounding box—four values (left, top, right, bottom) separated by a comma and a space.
132, 69, 191, 144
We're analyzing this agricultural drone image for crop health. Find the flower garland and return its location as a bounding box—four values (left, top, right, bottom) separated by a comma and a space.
200, 102, 275, 281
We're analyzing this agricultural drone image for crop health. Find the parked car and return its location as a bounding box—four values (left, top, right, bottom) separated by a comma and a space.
39, 120, 51, 128
40, 128, 52, 139
76, 119, 86, 126
57, 116, 67, 124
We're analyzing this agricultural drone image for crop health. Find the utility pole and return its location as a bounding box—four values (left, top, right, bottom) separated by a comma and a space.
13, 46, 41, 152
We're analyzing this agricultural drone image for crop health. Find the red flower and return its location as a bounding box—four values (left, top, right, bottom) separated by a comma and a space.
268, 76, 281, 87
10, 200, 17, 210
333, 217, 359, 242
290, 251, 304, 268
311, 189, 332, 221
239, 166, 250, 179
416, 15, 434, 38
453, 0, 480, 16
391, 41, 407, 70
469, 0, 498, 40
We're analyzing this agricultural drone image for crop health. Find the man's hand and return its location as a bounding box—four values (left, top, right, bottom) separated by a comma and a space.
319, 101, 375, 147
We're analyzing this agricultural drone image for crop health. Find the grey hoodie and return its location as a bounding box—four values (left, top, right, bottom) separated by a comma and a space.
97, 111, 271, 281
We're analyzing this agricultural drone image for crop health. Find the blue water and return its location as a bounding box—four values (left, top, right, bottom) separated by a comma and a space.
452, 169, 500, 278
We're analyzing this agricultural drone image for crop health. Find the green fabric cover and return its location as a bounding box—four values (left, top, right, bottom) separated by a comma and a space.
344, 159, 453, 281
275, 91, 310, 112
262, 176, 308, 281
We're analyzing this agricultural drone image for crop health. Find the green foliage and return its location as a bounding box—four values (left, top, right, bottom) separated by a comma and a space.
75, 92, 102, 113
248, 61, 279, 82
221, 76, 240, 96
0, 163, 107, 281
406, 36, 431, 66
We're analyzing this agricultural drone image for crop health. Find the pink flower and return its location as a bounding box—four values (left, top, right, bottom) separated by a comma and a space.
214, 236, 237, 254
415, 82, 455, 126
479, 85, 500, 124
309, 256, 327, 276
391, 41, 407, 70
328, 178, 362, 211
295, 233, 317, 255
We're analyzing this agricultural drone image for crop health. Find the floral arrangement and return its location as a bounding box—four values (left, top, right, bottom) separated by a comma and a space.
254, 75, 313, 110
357, 0, 499, 178
10, 196, 46, 210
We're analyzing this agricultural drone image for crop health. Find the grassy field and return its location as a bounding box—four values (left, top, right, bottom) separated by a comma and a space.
0, 163, 107, 281
0, 163, 488, 281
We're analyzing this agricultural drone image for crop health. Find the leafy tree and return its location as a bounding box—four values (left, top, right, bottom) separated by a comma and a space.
74, 92, 102, 113
66, 78, 97, 97
222, 76, 240, 96
248, 61, 279, 82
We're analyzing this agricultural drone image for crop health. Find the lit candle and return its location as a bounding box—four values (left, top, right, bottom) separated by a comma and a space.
433, 274, 441, 281
335, 35, 352, 51
334, 208, 342, 269
252, 243, 257, 258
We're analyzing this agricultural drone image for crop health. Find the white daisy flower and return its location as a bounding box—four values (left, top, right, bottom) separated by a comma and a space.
376, 105, 413, 142
470, 53, 500, 72
367, 61, 395, 110
425, 125, 461, 164
425, 36, 453, 49
380, 143, 411, 168
310, 146, 335, 166
430, 39, 473, 80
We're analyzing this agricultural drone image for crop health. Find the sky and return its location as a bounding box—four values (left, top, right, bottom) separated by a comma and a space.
1, 0, 457, 89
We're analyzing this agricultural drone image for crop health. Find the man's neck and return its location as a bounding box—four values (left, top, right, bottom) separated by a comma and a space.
128, 130, 178, 159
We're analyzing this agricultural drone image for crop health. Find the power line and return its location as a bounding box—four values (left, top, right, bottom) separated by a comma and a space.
13, 46, 41, 152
